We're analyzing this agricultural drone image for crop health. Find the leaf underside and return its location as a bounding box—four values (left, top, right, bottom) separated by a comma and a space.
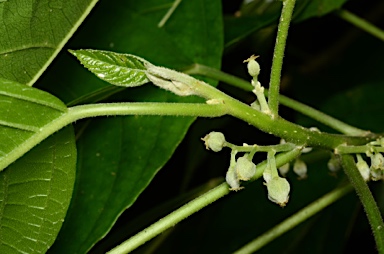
0, 126, 76, 254
0, 78, 67, 171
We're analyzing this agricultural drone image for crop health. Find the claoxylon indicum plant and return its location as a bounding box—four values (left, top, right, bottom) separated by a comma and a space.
1, 0, 384, 253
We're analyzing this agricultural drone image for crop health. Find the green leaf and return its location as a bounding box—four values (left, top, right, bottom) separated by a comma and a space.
0, 126, 76, 254
293, 0, 349, 22
224, 6, 281, 49
0, 0, 98, 86
49, 114, 196, 254
69, 49, 150, 87
0, 78, 67, 171
45, 0, 224, 253
321, 82, 384, 133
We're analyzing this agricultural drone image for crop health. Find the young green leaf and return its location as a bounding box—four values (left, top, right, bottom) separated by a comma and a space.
69, 49, 150, 87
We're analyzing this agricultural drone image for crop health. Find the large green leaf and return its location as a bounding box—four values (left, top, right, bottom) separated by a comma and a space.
0, 78, 68, 171
0, 126, 76, 253
293, 0, 349, 22
0, 0, 98, 86
223, 0, 349, 49
45, 0, 224, 253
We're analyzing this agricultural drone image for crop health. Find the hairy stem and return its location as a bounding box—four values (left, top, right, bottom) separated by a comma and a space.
336, 145, 384, 154
0, 103, 226, 171
107, 149, 302, 254
234, 184, 353, 254
337, 9, 384, 42
268, 0, 296, 117
183, 64, 368, 136
340, 154, 384, 253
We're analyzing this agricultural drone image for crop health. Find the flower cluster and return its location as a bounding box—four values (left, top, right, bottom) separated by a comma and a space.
202, 131, 298, 207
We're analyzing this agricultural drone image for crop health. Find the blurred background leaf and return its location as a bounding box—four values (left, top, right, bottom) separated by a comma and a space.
0, 0, 98, 86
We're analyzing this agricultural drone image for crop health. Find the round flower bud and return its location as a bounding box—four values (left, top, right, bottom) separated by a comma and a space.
266, 177, 290, 207
235, 155, 256, 181
244, 55, 260, 77
370, 153, 384, 170
278, 163, 290, 176
226, 166, 241, 191
370, 168, 383, 181
327, 155, 341, 173
356, 155, 370, 181
293, 159, 307, 179
202, 132, 226, 152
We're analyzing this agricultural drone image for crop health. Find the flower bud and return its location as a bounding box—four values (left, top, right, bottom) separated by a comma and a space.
244, 55, 260, 77
251, 100, 261, 111
266, 177, 290, 207
278, 163, 290, 176
226, 166, 241, 191
370, 168, 383, 181
327, 155, 341, 173
356, 155, 370, 181
202, 132, 226, 152
226, 151, 242, 191
370, 153, 384, 170
235, 155, 256, 181
293, 159, 307, 179
301, 147, 312, 153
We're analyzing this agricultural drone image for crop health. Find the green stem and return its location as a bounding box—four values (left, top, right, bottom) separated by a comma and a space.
233, 184, 353, 254
106, 149, 302, 254
340, 154, 384, 253
268, 0, 296, 117
183, 64, 369, 136
336, 145, 384, 154
107, 183, 229, 254
225, 142, 296, 153
157, 0, 182, 28
337, 9, 384, 42
167, 72, 375, 148
0, 103, 226, 171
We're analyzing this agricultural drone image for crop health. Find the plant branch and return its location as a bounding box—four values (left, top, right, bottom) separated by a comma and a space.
106, 149, 302, 254
340, 154, 384, 253
336, 145, 384, 154
164, 71, 376, 148
0, 103, 227, 171
268, 0, 296, 117
337, 9, 384, 42
234, 184, 353, 254
183, 64, 369, 136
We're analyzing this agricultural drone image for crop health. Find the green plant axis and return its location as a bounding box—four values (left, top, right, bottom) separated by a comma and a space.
341, 154, 384, 253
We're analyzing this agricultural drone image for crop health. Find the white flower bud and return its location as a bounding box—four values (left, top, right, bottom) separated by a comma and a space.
327, 155, 341, 172
226, 151, 243, 191
244, 55, 260, 77
226, 166, 241, 191
202, 132, 226, 152
301, 147, 313, 153
370, 153, 384, 170
266, 177, 290, 207
250, 100, 261, 110
356, 155, 370, 181
235, 155, 256, 181
370, 168, 383, 181
293, 159, 307, 179
278, 163, 290, 176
